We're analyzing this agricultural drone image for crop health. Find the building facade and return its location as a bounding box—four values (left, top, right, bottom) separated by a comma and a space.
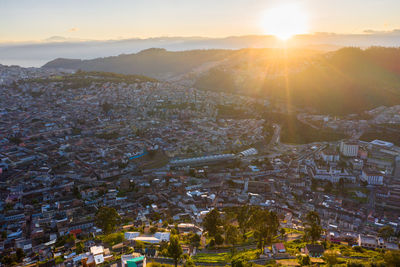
340, 141, 359, 157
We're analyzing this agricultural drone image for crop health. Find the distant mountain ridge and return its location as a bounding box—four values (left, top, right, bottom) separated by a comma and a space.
43, 47, 400, 115
2, 32, 400, 67
43, 48, 233, 79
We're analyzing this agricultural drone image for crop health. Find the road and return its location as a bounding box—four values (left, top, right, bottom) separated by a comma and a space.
295, 144, 327, 161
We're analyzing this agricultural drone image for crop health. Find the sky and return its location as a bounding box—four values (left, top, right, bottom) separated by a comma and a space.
1, 0, 400, 42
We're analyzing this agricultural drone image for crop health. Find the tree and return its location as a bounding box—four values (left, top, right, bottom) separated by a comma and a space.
171, 228, 178, 235
203, 209, 222, 240
225, 225, 240, 254
236, 205, 253, 235
55, 234, 75, 247
0, 255, 14, 266
95, 206, 121, 234
297, 255, 311, 266
249, 208, 268, 252
323, 251, 338, 266
378, 226, 394, 240
231, 256, 246, 267
266, 211, 279, 245
384, 250, 400, 267
189, 233, 201, 249
353, 246, 364, 253
150, 226, 158, 234
168, 235, 183, 267
347, 261, 364, 267
159, 241, 169, 256
135, 240, 145, 252
249, 208, 279, 254
214, 233, 224, 246
16, 248, 25, 262
280, 228, 286, 240
208, 238, 215, 248
183, 256, 195, 267
162, 220, 169, 228
304, 211, 323, 244
76, 241, 84, 254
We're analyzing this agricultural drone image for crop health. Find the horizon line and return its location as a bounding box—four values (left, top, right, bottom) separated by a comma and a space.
1, 29, 400, 45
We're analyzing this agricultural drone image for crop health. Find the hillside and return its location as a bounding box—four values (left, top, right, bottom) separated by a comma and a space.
195, 47, 400, 115
43, 47, 400, 115
43, 48, 232, 80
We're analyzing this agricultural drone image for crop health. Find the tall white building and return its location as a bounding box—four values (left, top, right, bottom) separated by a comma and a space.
321, 148, 340, 162
361, 169, 383, 185
340, 141, 359, 157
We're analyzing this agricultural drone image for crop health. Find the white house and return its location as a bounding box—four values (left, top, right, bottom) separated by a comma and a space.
154, 232, 170, 242
124, 232, 140, 240
90, 246, 105, 265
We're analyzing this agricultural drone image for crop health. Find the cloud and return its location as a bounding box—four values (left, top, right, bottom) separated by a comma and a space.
68, 27, 79, 32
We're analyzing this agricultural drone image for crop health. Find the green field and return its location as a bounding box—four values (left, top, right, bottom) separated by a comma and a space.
192, 252, 229, 263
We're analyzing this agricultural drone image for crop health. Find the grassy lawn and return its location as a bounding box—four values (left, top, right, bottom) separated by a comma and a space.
285, 240, 387, 264
231, 249, 260, 266
283, 228, 304, 235
192, 249, 260, 264
96, 232, 124, 246
328, 243, 385, 261
192, 252, 229, 263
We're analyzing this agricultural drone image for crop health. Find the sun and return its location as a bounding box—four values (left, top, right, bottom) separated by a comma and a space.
261, 4, 308, 40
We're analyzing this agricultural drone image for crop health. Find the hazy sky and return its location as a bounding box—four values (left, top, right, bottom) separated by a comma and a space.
1, 0, 400, 42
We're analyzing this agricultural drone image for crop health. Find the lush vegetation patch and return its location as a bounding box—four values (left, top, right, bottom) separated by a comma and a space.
97, 232, 125, 246
265, 112, 347, 144
192, 252, 229, 263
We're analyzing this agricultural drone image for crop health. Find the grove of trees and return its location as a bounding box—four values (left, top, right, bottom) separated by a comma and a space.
95, 206, 121, 234
202, 206, 280, 253
304, 211, 323, 243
